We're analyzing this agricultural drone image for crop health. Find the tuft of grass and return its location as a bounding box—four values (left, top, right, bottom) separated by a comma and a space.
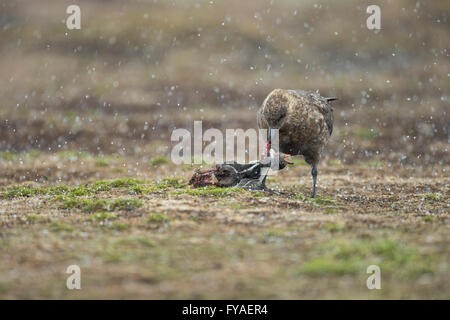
49, 221, 74, 232
156, 177, 186, 189
129, 185, 145, 195
3, 185, 40, 198
0, 181, 145, 198
2, 178, 155, 198
65, 186, 92, 197
111, 199, 143, 211
149, 156, 169, 166
3, 178, 147, 198
421, 216, 435, 222
61, 198, 108, 212
171, 186, 240, 197
90, 181, 113, 192
422, 193, 443, 202
90, 211, 117, 222
132, 177, 187, 192
147, 213, 170, 223
3, 184, 91, 198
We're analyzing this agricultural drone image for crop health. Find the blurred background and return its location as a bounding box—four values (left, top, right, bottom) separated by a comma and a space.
0, 0, 448, 180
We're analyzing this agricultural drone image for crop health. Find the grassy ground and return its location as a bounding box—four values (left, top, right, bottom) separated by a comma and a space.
0, 0, 448, 299
0, 156, 448, 299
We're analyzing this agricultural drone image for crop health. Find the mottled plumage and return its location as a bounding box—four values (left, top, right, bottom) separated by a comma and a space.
257, 89, 335, 197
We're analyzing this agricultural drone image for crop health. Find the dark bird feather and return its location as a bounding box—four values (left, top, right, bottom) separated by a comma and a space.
257, 88, 336, 197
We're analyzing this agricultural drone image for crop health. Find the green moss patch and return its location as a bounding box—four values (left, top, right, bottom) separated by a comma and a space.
171, 186, 240, 197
